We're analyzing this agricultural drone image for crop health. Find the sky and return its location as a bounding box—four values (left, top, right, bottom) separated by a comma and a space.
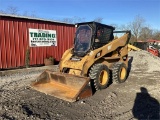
0, 0, 160, 30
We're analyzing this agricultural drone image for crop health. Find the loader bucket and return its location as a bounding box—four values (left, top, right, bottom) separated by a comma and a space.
31, 70, 92, 102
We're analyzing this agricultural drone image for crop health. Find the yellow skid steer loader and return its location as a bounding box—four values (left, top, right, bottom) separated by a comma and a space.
31, 22, 131, 102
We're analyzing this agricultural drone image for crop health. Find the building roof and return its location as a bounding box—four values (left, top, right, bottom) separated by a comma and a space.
147, 39, 160, 42
0, 13, 75, 26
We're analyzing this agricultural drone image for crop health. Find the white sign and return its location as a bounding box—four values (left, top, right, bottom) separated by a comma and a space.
29, 28, 57, 47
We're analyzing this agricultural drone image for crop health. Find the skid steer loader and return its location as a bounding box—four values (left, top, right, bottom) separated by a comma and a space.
31, 22, 131, 102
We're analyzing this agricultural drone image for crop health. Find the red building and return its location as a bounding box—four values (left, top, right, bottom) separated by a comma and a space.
0, 14, 76, 69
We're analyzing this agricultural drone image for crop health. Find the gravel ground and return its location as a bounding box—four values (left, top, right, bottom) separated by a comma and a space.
0, 51, 160, 120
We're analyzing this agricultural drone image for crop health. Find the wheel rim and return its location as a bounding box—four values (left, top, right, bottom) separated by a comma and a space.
120, 67, 126, 80
99, 70, 108, 85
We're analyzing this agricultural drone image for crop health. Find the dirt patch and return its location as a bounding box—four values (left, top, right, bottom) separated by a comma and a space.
0, 51, 160, 120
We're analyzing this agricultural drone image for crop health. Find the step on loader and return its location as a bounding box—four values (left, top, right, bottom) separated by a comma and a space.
31, 22, 131, 102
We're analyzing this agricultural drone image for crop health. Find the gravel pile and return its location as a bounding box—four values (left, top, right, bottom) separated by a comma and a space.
129, 50, 160, 72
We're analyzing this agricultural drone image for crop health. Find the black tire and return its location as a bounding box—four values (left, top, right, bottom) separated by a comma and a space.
89, 64, 110, 91
112, 62, 128, 83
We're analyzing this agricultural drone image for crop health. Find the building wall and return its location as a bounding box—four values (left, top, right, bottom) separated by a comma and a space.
0, 15, 75, 69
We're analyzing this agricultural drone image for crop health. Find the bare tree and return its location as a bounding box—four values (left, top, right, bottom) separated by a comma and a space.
23, 11, 37, 18
0, 10, 6, 14
23, 11, 29, 16
94, 17, 103, 23
109, 24, 118, 29
118, 15, 146, 43
119, 24, 128, 30
139, 27, 153, 41
152, 30, 160, 40
6, 6, 19, 15
0, 6, 19, 15
60, 16, 103, 24
0, 5, 37, 18
61, 18, 73, 23
60, 16, 85, 24
128, 15, 145, 41
72, 16, 85, 23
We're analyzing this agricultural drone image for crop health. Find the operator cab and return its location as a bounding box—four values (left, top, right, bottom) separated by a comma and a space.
74, 25, 92, 53
74, 22, 115, 57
